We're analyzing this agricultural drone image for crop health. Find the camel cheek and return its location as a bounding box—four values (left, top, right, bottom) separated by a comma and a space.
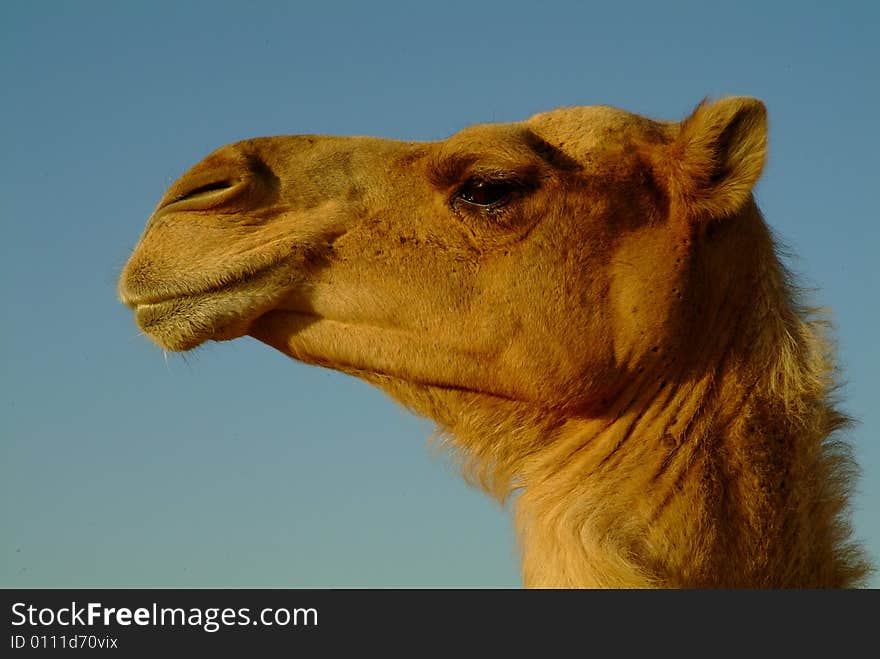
607, 226, 684, 368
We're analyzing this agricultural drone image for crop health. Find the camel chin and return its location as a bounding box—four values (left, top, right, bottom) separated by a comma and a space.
132, 295, 249, 351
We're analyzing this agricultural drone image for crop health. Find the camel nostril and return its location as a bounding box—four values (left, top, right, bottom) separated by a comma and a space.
157, 175, 246, 215
149, 147, 278, 228
172, 179, 237, 204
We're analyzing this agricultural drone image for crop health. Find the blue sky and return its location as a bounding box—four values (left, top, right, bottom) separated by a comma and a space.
2, 0, 877, 587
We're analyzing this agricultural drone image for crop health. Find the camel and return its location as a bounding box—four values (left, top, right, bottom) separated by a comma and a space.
119, 97, 871, 588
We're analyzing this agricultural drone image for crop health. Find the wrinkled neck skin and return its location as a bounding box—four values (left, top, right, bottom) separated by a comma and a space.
371, 201, 864, 588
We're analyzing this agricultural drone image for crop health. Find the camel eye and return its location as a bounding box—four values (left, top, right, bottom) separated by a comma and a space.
455, 177, 520, 208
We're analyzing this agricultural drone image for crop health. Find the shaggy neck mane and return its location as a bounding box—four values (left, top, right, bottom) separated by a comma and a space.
393, 202, 868, 588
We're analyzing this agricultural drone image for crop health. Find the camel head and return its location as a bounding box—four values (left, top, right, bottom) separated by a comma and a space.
119, 98, 767, 420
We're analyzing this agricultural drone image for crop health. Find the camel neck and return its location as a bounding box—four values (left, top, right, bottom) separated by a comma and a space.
511, 371, 731, 585
508, 247, 866, 588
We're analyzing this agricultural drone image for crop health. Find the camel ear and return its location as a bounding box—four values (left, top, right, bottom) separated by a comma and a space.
666, 96, 767, 220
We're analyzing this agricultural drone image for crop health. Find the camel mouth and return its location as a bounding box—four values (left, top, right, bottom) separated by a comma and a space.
133, 289, 270, 351
126, 259, 290, 350
121, 257, 284, 309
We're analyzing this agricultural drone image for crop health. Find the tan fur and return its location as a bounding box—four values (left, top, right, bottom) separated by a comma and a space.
119, 97, 871, 587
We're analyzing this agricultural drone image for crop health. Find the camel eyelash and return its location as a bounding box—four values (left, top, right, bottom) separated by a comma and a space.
451, 166, 544, 212
454, 176, 527, 208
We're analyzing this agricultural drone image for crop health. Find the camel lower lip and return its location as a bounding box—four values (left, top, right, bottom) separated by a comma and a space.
135, 298, 191, 329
